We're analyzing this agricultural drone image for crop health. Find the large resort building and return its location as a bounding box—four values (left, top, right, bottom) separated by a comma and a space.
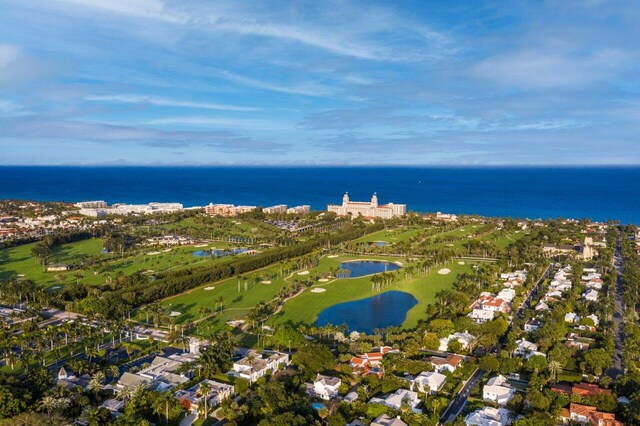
328, 193, 406, 219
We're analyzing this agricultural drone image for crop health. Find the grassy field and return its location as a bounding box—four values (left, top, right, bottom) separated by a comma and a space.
0, 238, 247, 288
151, 253, 480, 333
270, 257, 476, 329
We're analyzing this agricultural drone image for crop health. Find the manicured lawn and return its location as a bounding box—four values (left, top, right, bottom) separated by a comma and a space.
0, 238, 246, 288
0, 238, 104, 288
270, 256, 477, 330
353, 227, 425, 243
151, 253, 484, 333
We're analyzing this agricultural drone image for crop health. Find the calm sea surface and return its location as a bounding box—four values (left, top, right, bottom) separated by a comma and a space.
1, 166, 639, 223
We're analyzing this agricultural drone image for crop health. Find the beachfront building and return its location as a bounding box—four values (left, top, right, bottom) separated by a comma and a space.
204, 203, 256, 217
75, 200, 107, 209
263, 204, 288, 214
287, 205, 311, 214
328, 193, 406, 219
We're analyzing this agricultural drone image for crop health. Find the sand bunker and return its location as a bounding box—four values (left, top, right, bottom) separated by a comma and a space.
169, 311, 181, 317
261, 280, 272, 284
147, 251, 161, 255
298, 271, 309, 275
204, 286, 215, 291
194, 244, 208, 248
327, 255, 339, 258
458, 261, 465, 265
311, 288, 326, 293
162, 248, 171, 252
395, 261, 404, 266
318, 278, 329, 282
438, 268, 451, 275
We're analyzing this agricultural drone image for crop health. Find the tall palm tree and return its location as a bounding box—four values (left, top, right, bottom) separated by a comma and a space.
547, 360, 563, 384
88, 371, 106, 399
39, 395, 57, 418
153, 390, 175, 425
199, 381, 212, 419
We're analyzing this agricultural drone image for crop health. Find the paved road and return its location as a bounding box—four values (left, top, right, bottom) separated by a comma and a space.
606, 232, 625, 378
439, 368, 485, 423
438, 263, 553, 424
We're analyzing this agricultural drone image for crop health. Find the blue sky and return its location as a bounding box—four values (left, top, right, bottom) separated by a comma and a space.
0, 0, 639, 165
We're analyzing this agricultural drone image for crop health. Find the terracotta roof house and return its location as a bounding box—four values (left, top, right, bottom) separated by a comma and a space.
572, 382, 612, 397
561, 403, 623, 426
430, 354, 464, 373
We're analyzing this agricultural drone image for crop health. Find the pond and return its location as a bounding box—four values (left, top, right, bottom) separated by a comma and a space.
338, 260, 400, 278
374, 241, 389, 246
315, 290, 418, 334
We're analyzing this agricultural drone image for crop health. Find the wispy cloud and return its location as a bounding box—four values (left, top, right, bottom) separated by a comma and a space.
0, 116, 288, 152
85, 94, 261, 112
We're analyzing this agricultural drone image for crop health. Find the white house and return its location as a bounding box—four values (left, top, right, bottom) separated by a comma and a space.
465, 406, 510, 426
370, 388, 421, 412
514, 339, 546, 359
565, 312, 579, 323
230, 350, 289, 383
439, 332, 475, 352
524, 319, 542, 333
469, 309, 495, 324
411, 371, 447, 394
309, 374, 341, 400
483, 375, 515, 406
371, 414, 408, 426
430, 354, 464, 373
582, 289, 599, 302
534, 302, 549, 312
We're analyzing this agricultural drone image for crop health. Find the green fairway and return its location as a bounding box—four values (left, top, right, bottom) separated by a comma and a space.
0, 238, 247, 288
0, 238, 104, 288
270, 257, 476, 330
153, 252, 481, 333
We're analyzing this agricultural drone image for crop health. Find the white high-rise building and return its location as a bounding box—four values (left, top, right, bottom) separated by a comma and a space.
327, 193, 406, 219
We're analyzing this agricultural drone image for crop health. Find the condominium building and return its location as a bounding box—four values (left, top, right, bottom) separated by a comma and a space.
204, 203, 257, 217
327, 193, 406, 219
75, 200, 108, 209
263, 204, 288, 214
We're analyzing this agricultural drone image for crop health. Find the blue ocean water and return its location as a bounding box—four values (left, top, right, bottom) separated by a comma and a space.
0, 166, 639, 223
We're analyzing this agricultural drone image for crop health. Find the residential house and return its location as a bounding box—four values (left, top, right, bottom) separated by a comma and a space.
483, 375, 515, 406
411, 371, 447, 394
430, 354, 464, 373
230, 350, 289, 383
582, 289, 599, 302
514, 339, 546, 359
369, 388, 421, 412
560, 403, 623, 426
465, 406, 510, 426
439, 332, 476, 352
371, 414, 408, 426
565, 333, 594, 351
524, 319, 542, 333
308, 374, 341, 400
469, 309, 495, 324
174, 379, 234, 414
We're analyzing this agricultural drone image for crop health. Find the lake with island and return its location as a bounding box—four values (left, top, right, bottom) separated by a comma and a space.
339, 260, 400, 277
314, 290, 418, 333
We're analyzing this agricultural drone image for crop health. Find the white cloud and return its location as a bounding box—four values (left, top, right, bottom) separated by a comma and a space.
51, 0, 189, 23
472, 48, 628, 89
85, 94, 261, 111
0, 44, 21, 68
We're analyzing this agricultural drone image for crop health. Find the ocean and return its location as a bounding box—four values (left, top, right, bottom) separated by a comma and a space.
1, 166, 639, 224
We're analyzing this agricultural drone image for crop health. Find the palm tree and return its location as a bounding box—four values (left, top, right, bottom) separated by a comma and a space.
39, 395, 57, 417
88, 371, 106, 398
199, 381, 212, 419
547, 360, 563, 384
153, 390, 175, 425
